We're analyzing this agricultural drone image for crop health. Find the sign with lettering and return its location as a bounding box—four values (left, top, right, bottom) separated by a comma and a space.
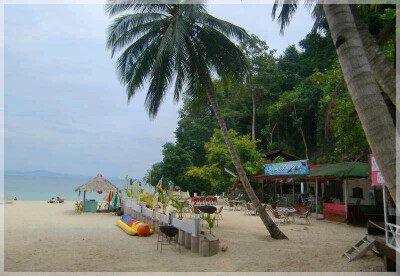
370, 154, 385, 186
264, 160, 309, 176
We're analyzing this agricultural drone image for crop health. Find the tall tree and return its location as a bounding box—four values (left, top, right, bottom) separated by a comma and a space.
273, 2, 397, 106
272, 3, 397, 205
323, 4, 396, 204
106, 1, 287, 239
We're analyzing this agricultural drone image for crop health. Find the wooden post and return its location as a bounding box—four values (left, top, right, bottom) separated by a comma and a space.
292, 182, 295, 204
191, 217, 201, 253
185, 232, 191, 249
179, 229, 185, 246
83, 191, 86, 212
383, 186, 388, 245
280, 182, 282, 197
261, 181, 265, 202
344, 179, 348, 219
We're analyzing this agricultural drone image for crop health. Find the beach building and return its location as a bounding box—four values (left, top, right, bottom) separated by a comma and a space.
253, 152, 385, 224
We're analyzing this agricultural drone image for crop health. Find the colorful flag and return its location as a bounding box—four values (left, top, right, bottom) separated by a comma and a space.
157, 177, 163, 188
370, 154, 386, 186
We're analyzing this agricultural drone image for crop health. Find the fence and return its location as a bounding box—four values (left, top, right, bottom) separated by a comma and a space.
121, 197, 203, 254
386, 222, 400, 252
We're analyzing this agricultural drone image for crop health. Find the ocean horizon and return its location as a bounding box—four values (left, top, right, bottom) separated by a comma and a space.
4, 174, 154, 201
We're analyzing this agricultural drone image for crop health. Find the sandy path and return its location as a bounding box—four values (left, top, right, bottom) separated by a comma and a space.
4, 201, 384, 272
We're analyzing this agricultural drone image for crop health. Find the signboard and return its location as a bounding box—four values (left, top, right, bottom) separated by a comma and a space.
370, 154, 386, 186
264, 160, 309, 176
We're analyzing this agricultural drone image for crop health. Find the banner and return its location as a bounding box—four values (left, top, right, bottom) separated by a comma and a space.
264, 160, 309, 176
370, 154, 385, 186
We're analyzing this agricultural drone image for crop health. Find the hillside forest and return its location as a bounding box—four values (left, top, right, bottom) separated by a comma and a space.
142, 5, 396, 196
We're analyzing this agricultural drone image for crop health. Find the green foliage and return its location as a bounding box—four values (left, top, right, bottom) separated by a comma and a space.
330, 93, 369, 159
75, 201, 83, 214
187, 129, 264, 194
268, 194, 280, 209
139, 5, 391, 196
204, 213, 217, 234
139, 188, 157, 209
170, 198, 189, 220
157, 187, 170, 215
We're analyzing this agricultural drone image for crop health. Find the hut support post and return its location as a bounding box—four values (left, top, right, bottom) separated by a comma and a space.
274, 180, 277, 199
261, 181, 265, 202
280, 182, 282, 197
315, 178, 318, 217
83, 191, 86, 212
292, 182, 295, 204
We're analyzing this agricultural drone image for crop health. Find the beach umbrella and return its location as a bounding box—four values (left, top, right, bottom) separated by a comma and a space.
104, 192, 121, 202
104, 192, 114, 202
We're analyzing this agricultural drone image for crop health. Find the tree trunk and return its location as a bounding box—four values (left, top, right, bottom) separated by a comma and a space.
206, 82, 287, 239
251, 90, 256, 141
299, 128, 309, 160
350, 5, 398, 107
323, 4, 397, 206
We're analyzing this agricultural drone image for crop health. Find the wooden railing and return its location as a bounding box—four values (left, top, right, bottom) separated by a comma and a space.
121, 197, 199, 235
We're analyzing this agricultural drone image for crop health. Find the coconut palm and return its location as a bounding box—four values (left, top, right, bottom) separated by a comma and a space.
106, 1, 287, 239
272, 3, 397, 206
272, 3, 397, 107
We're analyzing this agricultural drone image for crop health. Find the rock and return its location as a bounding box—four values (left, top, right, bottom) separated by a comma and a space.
303, 227, 308, 230
221, 245, 228, 252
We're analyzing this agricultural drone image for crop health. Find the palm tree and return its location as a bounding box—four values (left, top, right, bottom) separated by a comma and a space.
106, 1, 287, 239
272, 3, 397, 206
273, 3, 397, 107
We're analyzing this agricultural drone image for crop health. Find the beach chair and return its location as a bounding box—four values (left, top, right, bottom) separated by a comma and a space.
191, 206, 203, 219
216, 206, 223, 221
299, 209, 311, 225
228, 201, 235, 211
272, 210, 287, 225
245, 203, 256, 216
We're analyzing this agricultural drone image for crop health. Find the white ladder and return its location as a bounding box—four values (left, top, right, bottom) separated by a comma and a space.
342, 235, 375, 262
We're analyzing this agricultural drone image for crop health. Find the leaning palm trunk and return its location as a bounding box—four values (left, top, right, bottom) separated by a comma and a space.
350, 5, 398, 107
323, 4, 397, 207
206, 82, 287, 240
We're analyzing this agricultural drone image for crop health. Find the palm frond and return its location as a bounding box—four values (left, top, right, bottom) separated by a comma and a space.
107, 14, 166, 57
272, 0, 299, 34
105, 0, 169, 16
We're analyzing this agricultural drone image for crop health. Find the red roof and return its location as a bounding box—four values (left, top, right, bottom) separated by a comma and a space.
264, 149, 303, 161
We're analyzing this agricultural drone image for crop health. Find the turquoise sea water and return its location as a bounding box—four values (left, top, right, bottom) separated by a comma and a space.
4, 174, 153, 201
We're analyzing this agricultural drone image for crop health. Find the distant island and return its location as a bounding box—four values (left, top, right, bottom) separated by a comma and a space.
4, 170, 123, 180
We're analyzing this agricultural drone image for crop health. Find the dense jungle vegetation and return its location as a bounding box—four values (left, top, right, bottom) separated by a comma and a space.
141, 6, 396, 195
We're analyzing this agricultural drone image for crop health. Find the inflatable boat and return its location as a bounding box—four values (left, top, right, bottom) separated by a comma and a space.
117, 215, 154, 236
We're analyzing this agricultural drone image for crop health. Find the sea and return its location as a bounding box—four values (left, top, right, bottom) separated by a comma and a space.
4, 174, 154, 201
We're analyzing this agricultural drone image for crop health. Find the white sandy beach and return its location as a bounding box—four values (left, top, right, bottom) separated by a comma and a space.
4, 201, 384, 272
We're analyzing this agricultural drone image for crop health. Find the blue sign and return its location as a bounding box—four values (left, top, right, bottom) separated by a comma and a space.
264, 160, 309, 176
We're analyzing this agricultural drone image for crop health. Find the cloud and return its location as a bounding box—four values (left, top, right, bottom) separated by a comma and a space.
4, 4, 314, 179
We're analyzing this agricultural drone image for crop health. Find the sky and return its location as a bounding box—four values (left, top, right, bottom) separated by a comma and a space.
4, 3, 314, 180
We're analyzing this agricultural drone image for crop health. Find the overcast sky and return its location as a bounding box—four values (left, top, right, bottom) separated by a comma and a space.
4, 3, 314, 179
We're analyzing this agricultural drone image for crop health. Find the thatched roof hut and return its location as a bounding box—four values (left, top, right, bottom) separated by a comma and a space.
75, 174, 121, 193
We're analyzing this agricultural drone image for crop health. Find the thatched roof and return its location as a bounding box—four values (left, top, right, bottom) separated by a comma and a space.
75, 174, 121, 193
